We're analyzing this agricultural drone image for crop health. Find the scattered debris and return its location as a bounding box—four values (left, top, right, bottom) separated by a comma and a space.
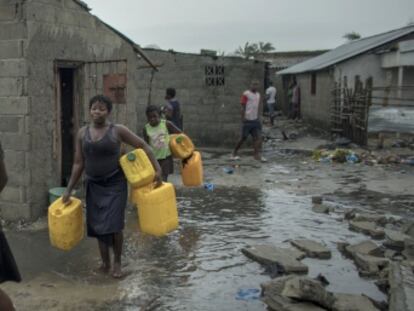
402, 221, 414, 238
312, 204, 330, 214
403, 238, 414, 260
383, 229, 411, 251
388, 262, 414, 311
343, 240, 384, 258
353, 253, 389, 277
241, 245, 308, 274
353, 213, 388, 226
261, 276, 332, 311
312, 196, 323, 205
261, 276, 380, 311
290, 239, 331, 259
349, 221, 385, 239
331, 293, 380, 311
203, 183, 214, 191
235, 288, 261, 301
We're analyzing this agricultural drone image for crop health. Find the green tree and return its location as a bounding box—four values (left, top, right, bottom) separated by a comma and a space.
258, 41, 275, 53
234, 41, 275, 59
343, 31, 361, 41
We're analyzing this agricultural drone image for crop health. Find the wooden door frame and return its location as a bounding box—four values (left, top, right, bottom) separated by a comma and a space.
53, 60, 83, 185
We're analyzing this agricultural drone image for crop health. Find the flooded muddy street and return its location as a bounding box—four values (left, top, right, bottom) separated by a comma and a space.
2, 144, 413, 310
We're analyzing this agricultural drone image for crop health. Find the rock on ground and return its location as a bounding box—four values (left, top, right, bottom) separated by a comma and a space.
403, 238, 414, 260
261, 276, 330, 311
312, 204, 330, 214
332, 293, 379, 311
384, 229, 411, 251
344, 240, 383, 257
353, 213, 387, 226
349, 221, 385, 239
290, 239, 331, 259
353, 253, 389, 277
389, 262, 414, 311
261, 276, 380, 311
402, 221, 414, 238
262, 294, 327, 311
242, 245, 308, 274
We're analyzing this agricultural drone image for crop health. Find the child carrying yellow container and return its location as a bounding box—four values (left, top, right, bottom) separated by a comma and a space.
143, 105, 182, 182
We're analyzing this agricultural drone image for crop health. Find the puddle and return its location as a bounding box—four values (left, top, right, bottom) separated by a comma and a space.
6, 184, 387, 310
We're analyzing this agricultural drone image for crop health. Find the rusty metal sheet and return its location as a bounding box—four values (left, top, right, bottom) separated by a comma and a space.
103, 73, 127, 104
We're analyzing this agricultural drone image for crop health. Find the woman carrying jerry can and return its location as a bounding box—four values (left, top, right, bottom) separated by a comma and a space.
143, 105, 182, 182
62, 95, 162, 279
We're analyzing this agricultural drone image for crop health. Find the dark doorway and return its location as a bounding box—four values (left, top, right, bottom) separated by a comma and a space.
59, 68, 75, 186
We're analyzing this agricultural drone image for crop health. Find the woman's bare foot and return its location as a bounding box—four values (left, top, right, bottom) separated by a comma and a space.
95, 263, 111, 274
112, 262, 123, 279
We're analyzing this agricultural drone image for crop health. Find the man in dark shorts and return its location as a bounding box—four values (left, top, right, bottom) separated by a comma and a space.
231, 81, 267, 162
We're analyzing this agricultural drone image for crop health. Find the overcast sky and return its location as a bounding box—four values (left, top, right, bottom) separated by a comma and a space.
84, 0, 414, 54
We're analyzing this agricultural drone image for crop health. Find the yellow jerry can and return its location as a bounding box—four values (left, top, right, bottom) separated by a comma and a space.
133, 182, 178, 237
48, 197, 84, 251
120, 149, 155, 188
169, 134, 194, 159
181, 151, 203, 187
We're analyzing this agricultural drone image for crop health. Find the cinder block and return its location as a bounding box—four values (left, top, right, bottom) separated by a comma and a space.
0, 202, 31, 221
0, 116, 21, 132
0, 22, 27, 40
0, 133, 30, 151
26, 2, 57, 23
5, 169, 30, 186
0, 5, 16, 21
0, 40, 24, 58
0, 96, 29, 114
3, 149, 25, 172
0, 59, 27, 77
0, 185, 25, 202
0, 77, 24, 96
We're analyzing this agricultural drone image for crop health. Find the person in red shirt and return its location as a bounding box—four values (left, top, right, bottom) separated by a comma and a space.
231, 81, 266, 162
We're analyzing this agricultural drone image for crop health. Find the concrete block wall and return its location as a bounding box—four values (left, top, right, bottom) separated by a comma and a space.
297, 70, 334, 130
0, 0, 30, 220
1, 0, 144, 221
136, 50, 266, 146
22, 0, 142, 220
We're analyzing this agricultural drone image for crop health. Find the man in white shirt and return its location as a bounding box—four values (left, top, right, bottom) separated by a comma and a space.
231, 80, 266, 162
265, 81, 277, 126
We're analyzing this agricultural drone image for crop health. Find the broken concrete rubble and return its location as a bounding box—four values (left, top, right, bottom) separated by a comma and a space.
290, 239, 331, 259
241, 245, 308, 274
388, 262, 414, 311
312, 204, 330, 214
344, 240, 384, 257
402, 221, 414, 238
353, 213, 387, 226
261, 276, 330, 311
312, 196, 323, 205
261, 276, 380, 311
383, 229, 411, 251
353, 253, 389, 276
344, 208, 359, 220
403, 238, 414, 260
262, 293, 327, 311
384, 249, 398, 259
280, 276, 335, 309
349, 221, 385, 239
331, 293, 379, 311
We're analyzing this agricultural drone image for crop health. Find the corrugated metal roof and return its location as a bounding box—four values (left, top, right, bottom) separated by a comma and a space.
278, 25, 414, 75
